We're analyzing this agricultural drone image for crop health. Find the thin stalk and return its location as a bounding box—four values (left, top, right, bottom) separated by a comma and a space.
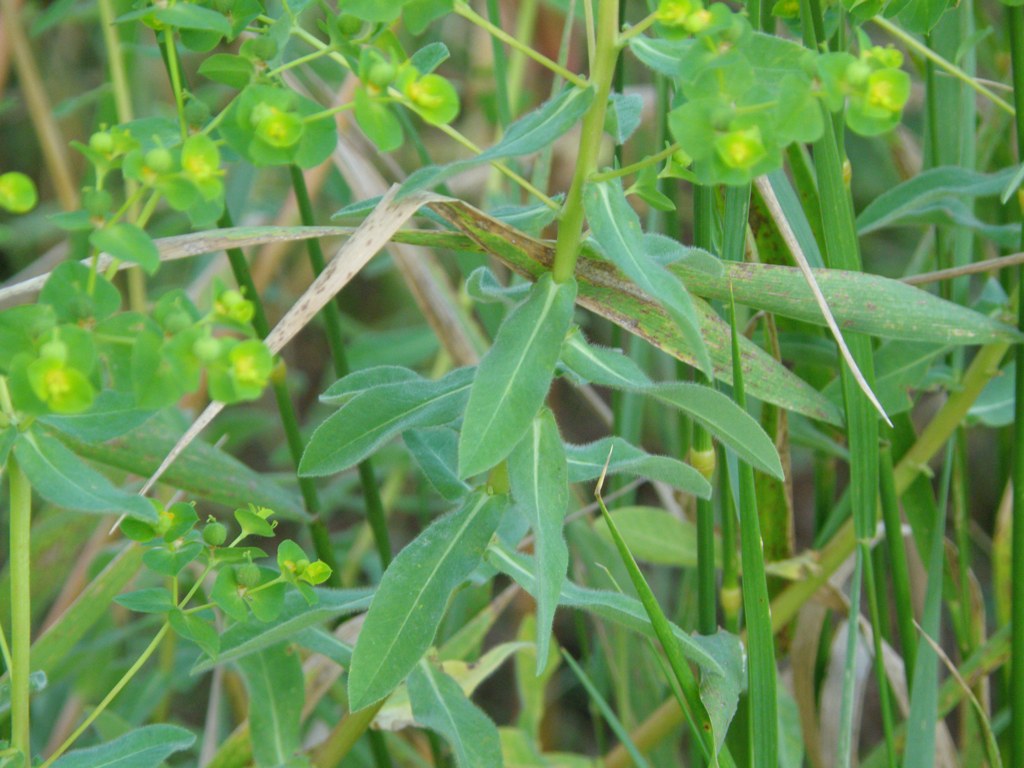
590, 142, 681, 183
872, 16, 1015, 116
718, 446, 741, 635
9, 455, 31, 761
41, 625, 170, 767
161, 29, 188, 138
693, 184, 717, 637
552, 0, 620, 283
217, 210, 341, 585
1008, 7, 1024, 767
453, 0, 589, 89
289, 167, 392, 568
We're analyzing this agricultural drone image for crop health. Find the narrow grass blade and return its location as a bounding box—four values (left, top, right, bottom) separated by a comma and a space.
593, 467, 726, 764
237, 645, 304, 768
408, 660, 503, 768
458, 273, 576, 479
508, 408, 569, 673
562, 649, 652, 768
348, 493, 507, 710
728, 294, 778, 768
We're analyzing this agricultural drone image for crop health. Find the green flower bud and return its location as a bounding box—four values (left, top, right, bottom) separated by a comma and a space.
335, 13, 363, 37
184, 98, 212, 128
215, 289, 255, 324
367, 60, 397, 89
192, 334, 223, 363
236, 561, 262, 588
145, 147, 174, 174
0, 172, 38, 214
845, 60, 871, 87
242, 36, 278, 62
162, 309, 193, 335
656, 0, 699, 26
202, 521, 228, 546
88, 131, 115, 155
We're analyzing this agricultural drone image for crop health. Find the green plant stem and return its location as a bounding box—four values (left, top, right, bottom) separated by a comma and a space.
1009, 7, 1024, 767
8, 455, 31, 761
453, 0, 589, 89
590, 142, 681, 184
309, 701, 386, 765
551, 0, 620, 283
878, 441, 917, 685
162, 29, 188, 138
40, 625, 170, 767
485, 0, 512, 128
872, 16, 1014, 116
289, 165, 391, 568
217, 211, 341, 585
728, 296, 777, 768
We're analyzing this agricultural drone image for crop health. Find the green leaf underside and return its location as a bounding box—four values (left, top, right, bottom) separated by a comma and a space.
857, 166, 1019, 234
404, 427, 471, 500
649, 383, 783, 478
584, 179, 712, 377
398, 86, 596, 197
509, 409, 569, 673
13, 429, 156, 521
559, 330, 654, 389
193, 589, 373, 673
237, 645, 305, 768
50, 724, 195, 768
301, 366, 474, 477
54, 414, 305, 519
348, 493, 507, 710
408, 661, 504, 768
565, 436, 711, 497
458, 274, 577, 478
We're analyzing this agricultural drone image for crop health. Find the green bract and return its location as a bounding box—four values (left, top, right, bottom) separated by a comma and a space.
220, 84, 337, 168
403, 73, 460, 125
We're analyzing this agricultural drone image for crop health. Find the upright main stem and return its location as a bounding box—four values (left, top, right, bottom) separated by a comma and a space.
9, 455, 32, 760
551, 0, 620, 284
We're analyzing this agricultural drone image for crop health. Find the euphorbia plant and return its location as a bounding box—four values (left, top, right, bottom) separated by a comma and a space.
1, 0, 1022, 765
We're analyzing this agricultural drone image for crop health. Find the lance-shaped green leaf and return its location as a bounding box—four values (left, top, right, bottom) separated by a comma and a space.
237, 645, 305, 768
13, 429, 156, 521
559, 329, 653, 389
55, 414, 305, 519
348, 493, 507, 710
509, 409, 568, 674
398, 86, 595, 196
643, 382, 784, 479
193, 589, 373, 673
857, 165, 1019, 235
301, 366, 474, 477
565, 437, 711, 498
671, 259, 1021, 345
50, 724, 195, 768
408, 660, 503, 768
585, 179, 712, 377
319, 365, 422, 405
404, 427, 471, 501
458, 274, 576, 479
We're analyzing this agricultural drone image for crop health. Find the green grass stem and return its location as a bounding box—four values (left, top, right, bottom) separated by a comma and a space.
8, 455, 31, 762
